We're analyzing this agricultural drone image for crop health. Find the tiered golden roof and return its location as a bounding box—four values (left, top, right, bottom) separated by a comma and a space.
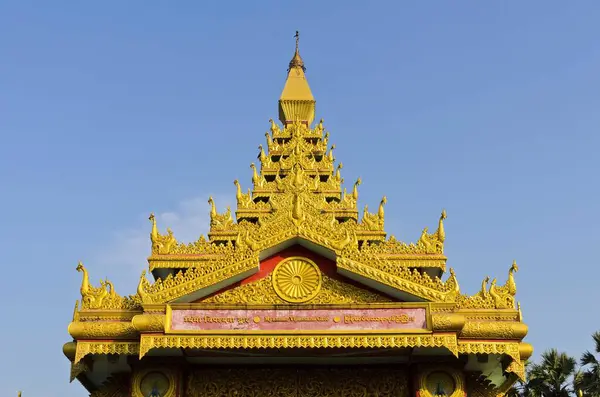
65, 33, 532, 397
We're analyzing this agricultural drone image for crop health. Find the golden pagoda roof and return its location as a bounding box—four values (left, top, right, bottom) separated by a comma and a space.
65, 33, 531, 395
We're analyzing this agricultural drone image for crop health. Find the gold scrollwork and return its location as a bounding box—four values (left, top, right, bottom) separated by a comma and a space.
460, 321, 528, 340
431, 313, 465, 332
75, 341, 139, 364
457, 341, 520, 362
186, 367, 409, 397
139, 334, 458, 358
202, 272, 392, 304
68, 321, 138, 340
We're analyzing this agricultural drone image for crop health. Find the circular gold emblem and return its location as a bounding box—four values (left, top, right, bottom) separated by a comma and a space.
426, 371, 456, 397
140, 371, 170, 397
272, 257, 322, 303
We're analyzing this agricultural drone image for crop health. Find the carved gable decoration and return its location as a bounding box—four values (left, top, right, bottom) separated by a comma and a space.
201, 271, 394, 305
199, 249, 395, 305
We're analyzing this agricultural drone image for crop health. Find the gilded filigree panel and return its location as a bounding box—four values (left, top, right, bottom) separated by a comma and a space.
186, 366, 409, 397
201, 273, 393, 304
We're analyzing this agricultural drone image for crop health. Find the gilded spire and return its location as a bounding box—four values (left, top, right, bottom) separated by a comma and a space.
289, 31, 305, 71
279, 30, 315, 126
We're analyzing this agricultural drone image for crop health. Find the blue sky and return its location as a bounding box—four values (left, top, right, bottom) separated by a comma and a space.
1, 1, 599, 396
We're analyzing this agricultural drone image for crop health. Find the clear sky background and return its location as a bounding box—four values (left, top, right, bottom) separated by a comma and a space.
1, 1, 599, 396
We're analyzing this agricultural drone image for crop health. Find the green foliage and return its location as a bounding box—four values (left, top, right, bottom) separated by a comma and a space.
506, 331, 600, 397
575, 331, 600, 397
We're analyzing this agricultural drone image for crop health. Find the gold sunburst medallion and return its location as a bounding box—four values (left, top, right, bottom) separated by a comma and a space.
272, 257, 322, 303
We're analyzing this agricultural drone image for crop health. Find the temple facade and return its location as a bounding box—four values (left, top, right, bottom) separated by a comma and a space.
64, 34, 532, 397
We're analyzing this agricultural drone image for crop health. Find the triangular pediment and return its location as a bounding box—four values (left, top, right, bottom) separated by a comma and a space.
192, 245, 396, 305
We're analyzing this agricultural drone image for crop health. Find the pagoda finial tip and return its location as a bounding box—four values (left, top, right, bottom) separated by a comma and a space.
289, 31, 305, 71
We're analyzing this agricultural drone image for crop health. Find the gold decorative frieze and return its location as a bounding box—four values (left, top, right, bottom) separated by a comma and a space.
202, 273, 393, 304
137, 256, 259, 304
187, 366, 409, 397
75, 341, 139, 364
431, 313, 466, 332
139, 334, 458, 358
460, 321, 528, 340
68, 321, 137, 340
336, 257, 459, 302
456, 341, 520, 361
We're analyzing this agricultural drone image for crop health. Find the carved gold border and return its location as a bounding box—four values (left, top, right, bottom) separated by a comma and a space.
337, 257, 449, 301
139, 333, 458, 358
143, 257, 259, 303
418, 366, 465, 397
164, 302, 433, 334
74, 341, 139, 364
457, 340, 520, 361
131, 367, 177, 397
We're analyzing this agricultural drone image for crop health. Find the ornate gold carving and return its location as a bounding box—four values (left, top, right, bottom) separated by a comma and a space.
336, 258, 459, 302
186, 366, 409, 397
272, 257, 322, 303
417, 210, 447, 254
75, 341, 139, 364
208, 196, 235, 231
76, 262, 141, 310
131, 314, 165, 332
131, 118, 459, 305
77, 313, 139, 321
69, 42, 529, 373
149, 213, 177, 255
68, 321, 138, 340
132, 368, 177, 397
140, 334, 458, 358
460, 321, 528, 339
431, 313, 465, 332
457, 341, 520, 361
202, 273, 393, 304
456, 262, 519, 309
138, 256, 258, 303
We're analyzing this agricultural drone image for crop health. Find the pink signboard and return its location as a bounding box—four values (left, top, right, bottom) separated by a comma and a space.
168, 307, 427, 333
